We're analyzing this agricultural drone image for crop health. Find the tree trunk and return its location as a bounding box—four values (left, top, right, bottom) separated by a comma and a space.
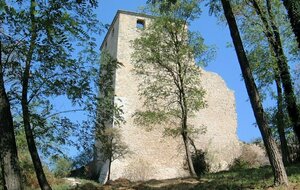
0, 41, 23, 190
182, 132, 197, 177
267, 0, 300, 146
283, 0, 300, 49
181, 107, 196, 177
251, 0, 300, 144
20, 1, 52, 189
221, 0, 288, 186
275, 75, 291, 165
21, 104, 52, 190
177, 49, 197, 177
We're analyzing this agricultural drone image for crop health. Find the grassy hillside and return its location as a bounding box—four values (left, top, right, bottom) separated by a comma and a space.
52, 163, 300, 190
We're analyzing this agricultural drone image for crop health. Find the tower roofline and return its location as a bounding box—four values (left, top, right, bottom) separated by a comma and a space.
100, 10, 153, 50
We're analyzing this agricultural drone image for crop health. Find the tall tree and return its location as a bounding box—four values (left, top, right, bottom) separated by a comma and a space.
133, 0, 211, 177
220, 0, 288, 186
2, 0, 100, 189
95, 51, 128, 181
282, 0, 300, 48
0, 39, 23, 190
249, 0, 300, 146
230, 0, 293, 164
20, 1, 52, 189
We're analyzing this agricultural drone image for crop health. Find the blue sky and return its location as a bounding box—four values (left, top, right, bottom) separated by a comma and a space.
96, 0, 261, 142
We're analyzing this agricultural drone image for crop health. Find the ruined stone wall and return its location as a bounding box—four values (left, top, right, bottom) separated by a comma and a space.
96, 10, 241, 183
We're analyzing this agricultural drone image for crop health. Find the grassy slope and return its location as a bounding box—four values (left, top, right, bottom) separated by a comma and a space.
54, 164, 300, 190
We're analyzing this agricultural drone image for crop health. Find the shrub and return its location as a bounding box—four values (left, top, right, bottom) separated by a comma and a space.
230, 158, 251, 170
15, 131, 64, 189
53, 157, 73, 178
230, 144, 269, 170
19, 151, 59, 189
192, 149, 210, 176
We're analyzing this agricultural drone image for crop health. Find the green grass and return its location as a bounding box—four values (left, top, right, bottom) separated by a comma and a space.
195, 166, 274, 189
137, 164, 300, 190
193, 163, 300, 189
1, 164, 300, 190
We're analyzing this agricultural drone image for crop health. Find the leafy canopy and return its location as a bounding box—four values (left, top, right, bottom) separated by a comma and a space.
132, 0, 214, 136
1, 0, 101, 158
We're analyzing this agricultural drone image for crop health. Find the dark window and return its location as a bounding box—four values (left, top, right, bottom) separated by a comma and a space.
136, 19, 145, 29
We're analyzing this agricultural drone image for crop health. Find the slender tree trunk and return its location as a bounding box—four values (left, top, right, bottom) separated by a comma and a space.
181, 110, 196, 176
282, 0, 300, 49
221, 0, 288, 186
175, 40, 197, 177
275, 74, 291, 165
21, 103, 52, 190
251, 0, 300, 144
20, 1, 52, 190
0, 41, 23, 190
179, 71, 197, 176
182, 132, 197, 177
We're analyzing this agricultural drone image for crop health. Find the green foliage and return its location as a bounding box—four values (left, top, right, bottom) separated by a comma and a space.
1, 0, 101, 159
192, 150, 210, 176
71, 146, 93, 170
15, 131, 60, 189
230, 158, 252, 170
133, 110, 170, 131
133, 0, 215, 176
95, 51, 128, 166
132, 0, 214, 137
96, 128, 129, 162
52, 157, 73, 178
230, 0, 294, 98
96, 51, 124, 128
228, 1, 299, 163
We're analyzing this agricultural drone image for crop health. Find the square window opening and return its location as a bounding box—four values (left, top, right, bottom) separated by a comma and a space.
136, 19, 145, 29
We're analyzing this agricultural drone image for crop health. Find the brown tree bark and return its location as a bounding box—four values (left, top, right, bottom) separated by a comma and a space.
180, 102, 197, 177
180, 93, 197, 176
0, 41, 23, 190
275, 74, 291, 165
251, 0, 300, 145
282, 0, 300, 49
182, 132, 197, 177
20, 1, 52, 189
221, 0, 288, 186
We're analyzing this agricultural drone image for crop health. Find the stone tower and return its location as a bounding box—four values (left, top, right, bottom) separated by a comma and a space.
95, 10, 241, 183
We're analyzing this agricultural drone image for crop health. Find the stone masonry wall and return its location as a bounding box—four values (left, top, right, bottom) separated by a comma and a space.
96, 10, 241, 183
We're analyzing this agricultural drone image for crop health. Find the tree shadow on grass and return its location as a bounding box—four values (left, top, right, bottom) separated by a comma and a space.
192, 167, 274, 190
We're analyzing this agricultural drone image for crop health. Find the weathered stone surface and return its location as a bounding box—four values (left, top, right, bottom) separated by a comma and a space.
95, 10, 241, 183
